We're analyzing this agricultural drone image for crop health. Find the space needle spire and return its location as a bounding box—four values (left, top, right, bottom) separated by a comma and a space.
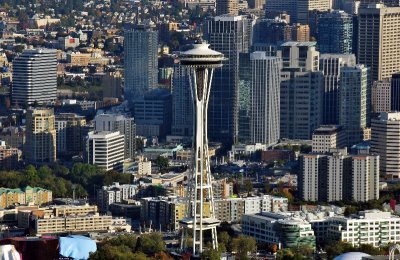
179, 42, 225, 256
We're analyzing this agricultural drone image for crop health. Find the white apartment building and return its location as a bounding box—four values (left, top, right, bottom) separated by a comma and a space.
86, 131, 125, 172
352, 155, 379, 202
329, 210, 400, 247
312, 125, 346, 153
97, 182, 137, 212
138, 159, 151, 176
372, 80, 391, 113
371, 112, 400, 178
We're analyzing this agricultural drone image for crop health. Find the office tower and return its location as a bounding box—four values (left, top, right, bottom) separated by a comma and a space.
358, 4, 400, 81
133, 89, 172, 139
297, 0, 332, 24
291, 24, 310, 42
372, 79, 391, 113
391, 73, 400, 111
216, 0, 238, 15
102, 71, 122, 99
312, 125, 346, 153
298, 150, 379, 202
317, 11, 353, 54
94, 114, 136, 160
178, 43, 224, 256
253, 19, 309, 45
319, 54, 356, 125
278, 42, 324, 140
25, 108, 56, 164
249, 52, 281, 146
339, 65, 369, 147
248, 0, 265, 9
205, 15, 249, 146
85, 131, 125, 172
371, 112, 400, 178
238, 53, 251, 143
171, 65, 193, 137
124, 25, 158, 106
55, 113, 86, 156
12, 49, 57, 105
265, 0, 297, 22
360, 0, 400, 7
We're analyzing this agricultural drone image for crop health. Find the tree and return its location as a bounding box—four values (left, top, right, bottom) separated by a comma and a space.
136, 233, 165, 256
232, 235, 256, 260
264, 180, 271, 194
155, 156, 169, 173
244, 179, 253, 195
201, 247, 221, 260
218, 231, 231, 253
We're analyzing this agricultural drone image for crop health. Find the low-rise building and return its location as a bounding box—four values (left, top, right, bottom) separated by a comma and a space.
0, 186, 52, 208
312, 125, 346, 153
97, 182, 137, 212
0, 141, 21, 170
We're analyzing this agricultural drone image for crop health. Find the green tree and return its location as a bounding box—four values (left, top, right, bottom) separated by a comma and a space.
201, 247, 221, 260
243, 179, 253, 195
89, 244, 135, 260
232, 235, 256, 260
155, 156, 169, 173
218, 231, 231, 253
136, 233, 165, 256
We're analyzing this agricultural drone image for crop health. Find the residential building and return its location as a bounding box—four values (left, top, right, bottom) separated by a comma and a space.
138, 158, 151, 176
339, 65, 369, 147
25, 108, 56, 164
278, 42, 324, 140
55, 113, 86, 156
249, 52, 281, 146
66, 52, 91, 66
319, 54, 356, 125
12, 49, 57, 105
0, 186, 52, 208
371, 112, 400, 178
216, 0, 238, 15
171, 65, 193, 137
391, 72, 400, 111
102, 71, 122, 100
97, 182, 137, 212
242, 212, 316, 249
372, 79, 391, 112
212, 178, 233, 199
58, 36, 79, 50
312, 125, 346, 153
0, 141, 21, 170
358, 4, 400, 81
298, 150, 379, 202
94, 114, 136, 160
85, 131, 125, 172
205, 15, 250, 146
124, 24, 158, 106
317, 10, 353, 54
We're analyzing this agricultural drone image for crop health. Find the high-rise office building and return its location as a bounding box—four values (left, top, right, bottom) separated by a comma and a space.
171, 65, 193, 137
391, 73, 400, 111
358, 4, 400, 81
371, 112, 400, 178
299, 150, 379, 202
249, 52, 281, 146
216, 0, 238, 15
312, 125, 346, 153
372, 79, 391, 113
55, 113, 86, 156
124, 25, 158, 106
205, 15, 249, 146
339, 65, 369, 147
278, 42, 324, 140
12, 49, 57, 105
94, 114, 136, 160
319, 54, 356, 125
317, 10, 353, 54
25, 108, 56, 164
238, 53, 251, 143
85, 131, 125, 172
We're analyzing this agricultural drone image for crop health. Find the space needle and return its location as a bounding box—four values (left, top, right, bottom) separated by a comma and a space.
179, 42, 225, 256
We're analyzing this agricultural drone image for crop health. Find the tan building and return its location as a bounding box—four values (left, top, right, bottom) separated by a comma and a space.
358, 4, 400, 81
0, 186, 52, 208
25, 108, 56, 164
312, 125, 346, 153
216, 0, 239, 15
66, 52, 91, 66
372, 79, 391, 112
291, 24, 310, 42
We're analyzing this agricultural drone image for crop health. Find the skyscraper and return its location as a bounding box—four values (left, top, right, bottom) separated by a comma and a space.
319, 54, 356, 125
25, 108, 56, 164
124, 25, 158, 107
317, 10, 353, 54
171, 65, 193, 137
55, 113, 86, 156
339, 65, 369, 147
12, 49, 57, 105
358, 4, 400, 81
238, 53, 251, 143
278, 42, 324, 140
371, 112, 400, 178
205, 15, 249, 146
249, 52, 281, 146
372, 79, 391, 113
94, 114, 136, 160
391, 72, 400, 111
216, 0, 238, 15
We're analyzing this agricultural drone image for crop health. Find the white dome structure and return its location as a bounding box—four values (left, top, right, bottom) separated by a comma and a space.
334, 252, 371, 260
